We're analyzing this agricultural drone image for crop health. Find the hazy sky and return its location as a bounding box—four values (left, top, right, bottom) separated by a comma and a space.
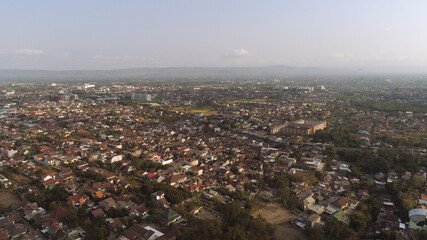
1, 1, 427, 70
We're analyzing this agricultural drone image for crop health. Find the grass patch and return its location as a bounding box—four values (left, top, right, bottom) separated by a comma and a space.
378, 131, 427, 148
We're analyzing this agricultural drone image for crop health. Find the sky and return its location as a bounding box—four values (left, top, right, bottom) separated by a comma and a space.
1, 0, 427, 70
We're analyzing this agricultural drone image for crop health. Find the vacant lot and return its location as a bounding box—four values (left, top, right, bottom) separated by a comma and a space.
12, 174, 31, 184
222, 98, 270, 104
0, 191, 22, 210
194, 207, 221, 222
172, 106, 218, 116
253, 203, 305, 240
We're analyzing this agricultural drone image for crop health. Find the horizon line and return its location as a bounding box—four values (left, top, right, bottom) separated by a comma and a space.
1, 64, 427, 72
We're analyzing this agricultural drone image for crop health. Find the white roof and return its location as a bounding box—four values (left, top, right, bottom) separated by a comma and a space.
409, 208, 427, 217
409, 209, 427, 224
144, 226, 164, 237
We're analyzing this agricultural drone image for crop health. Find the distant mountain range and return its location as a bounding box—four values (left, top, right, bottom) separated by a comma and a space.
0, 65, 426, 82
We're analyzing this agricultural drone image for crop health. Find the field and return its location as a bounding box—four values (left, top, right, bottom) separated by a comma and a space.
0, 191, 23, 210
12, 174, 31, 184
172, 106, 218, 116
379, 131, 427, 148
253, 203, 305, 240
194, 207, 221, 222
220, 98, 270, 104
35, 166, 53, 174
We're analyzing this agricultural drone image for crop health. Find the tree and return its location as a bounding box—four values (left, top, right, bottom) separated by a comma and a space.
349, 165, 362, 178
398, 192, 416, 218
325, 146, 336, 158
349, 211, 368, 233
324, 218, 356, 240
27, 186, 69, 209
410, 175, 426, 190
49, 201, 59, 211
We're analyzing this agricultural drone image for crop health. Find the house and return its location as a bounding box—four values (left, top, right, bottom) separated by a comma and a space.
86, 188, 104, 199
50, 206, 71, 222
184, 184, 202, 193
297, 192, 315, 210
122, 224, 163, 240
0, 174, 12, 188
307, 214, 321, 227
108, 154, 123, 163
333, 197, 349, 210
129, 203, 149, 217
225, 184, 236, 192
301, 196, 315, 210
183, 158, 198, 166
187, 166, 203, 176
68, 194, 90, 207
59, 170, 75, 181
419, 193, 427, 206
300, 157, 324, 172
324, 205, 340, 215
402, 171, 412, 181
41, 172, 62, 189
99, 197, 118, 209
1, 149, 18, 158
307, 204, 325, 215
99, 170, 116, 182
107, 218, 124, 231
376, 212, 399, 231
151, 191, 170, 209
357, 189, 370, 201
158, 208, 181, 226
4, 223, 26, 239
165, 174, 187, 186
33, 154, 56, 166
333, 210, 347, 222
64, 227, 86, 240
33, 212, 52, 227
0, 231, 7, 240
409, 208, 427, 230
151, 190, 165, 201
382, 201, 395, 212
22, 203, 46, 221
56, 155, 78, 165
91, 208, 106, 218
375, 172, 385, 180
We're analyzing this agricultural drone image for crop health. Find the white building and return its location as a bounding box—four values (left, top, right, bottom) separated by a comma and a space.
131, 93, 151, 101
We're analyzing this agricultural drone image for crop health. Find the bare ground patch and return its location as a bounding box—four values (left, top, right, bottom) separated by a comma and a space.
194, 207, 221, 222
253, 203, 305, 240
0, 191, 23, 210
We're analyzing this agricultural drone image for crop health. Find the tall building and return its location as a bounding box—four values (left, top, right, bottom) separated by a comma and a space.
131, 93, 151, 101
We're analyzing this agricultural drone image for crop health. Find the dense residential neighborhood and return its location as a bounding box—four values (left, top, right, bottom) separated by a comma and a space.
0, 79, 426, 240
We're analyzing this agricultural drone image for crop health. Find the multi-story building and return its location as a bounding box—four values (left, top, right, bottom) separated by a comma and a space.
283, 119, 326, 135
131, 93, 151, 101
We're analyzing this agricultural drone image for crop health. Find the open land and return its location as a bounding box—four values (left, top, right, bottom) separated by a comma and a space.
253, 203, 305, 240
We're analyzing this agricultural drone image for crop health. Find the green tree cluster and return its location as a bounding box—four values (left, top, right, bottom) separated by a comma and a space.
179, 202, 275, 240
306, 218, 356, 240
27, 186, 69, 210
133, 181, 188, 205
313, 125, 360, 147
